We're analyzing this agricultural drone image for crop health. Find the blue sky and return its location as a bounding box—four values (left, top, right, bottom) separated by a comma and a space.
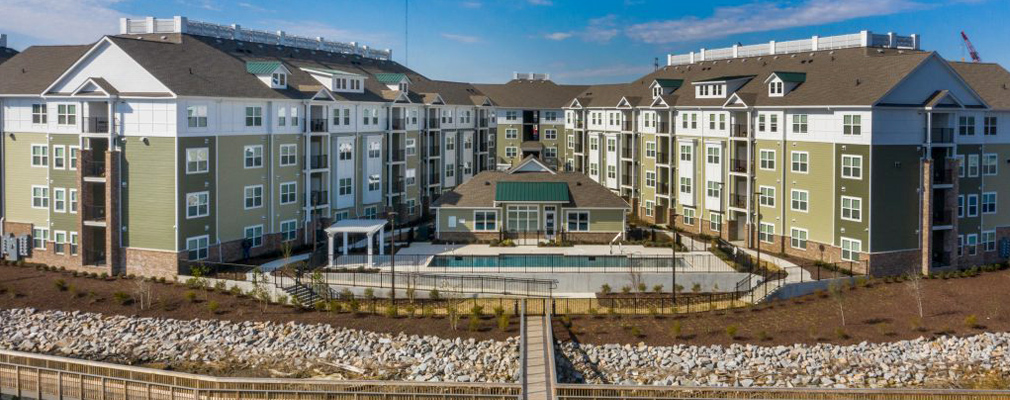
2, 0, 1008, 84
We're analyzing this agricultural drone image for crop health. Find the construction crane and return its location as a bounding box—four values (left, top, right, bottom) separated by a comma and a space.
961, 31, 981, 63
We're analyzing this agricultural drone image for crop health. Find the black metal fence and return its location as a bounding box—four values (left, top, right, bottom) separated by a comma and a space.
321, 252, 733, 274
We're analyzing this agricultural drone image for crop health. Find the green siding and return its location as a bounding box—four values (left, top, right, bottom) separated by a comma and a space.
49, 134, 80, 233
869, 145, 919, 252
5, 133, 50, 224
784, 141, 835, 245
122, 136, 176, 250
588, 209, 625, 231
216, 135, 270, 243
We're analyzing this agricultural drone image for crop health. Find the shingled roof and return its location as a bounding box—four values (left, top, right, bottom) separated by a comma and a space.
950, 61, 1010, 110
0, 45, 91, 94
474, 79, 588, 109
432, 170, 629, 209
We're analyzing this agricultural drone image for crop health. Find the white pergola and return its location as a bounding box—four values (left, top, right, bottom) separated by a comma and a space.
323, 219, 388, 268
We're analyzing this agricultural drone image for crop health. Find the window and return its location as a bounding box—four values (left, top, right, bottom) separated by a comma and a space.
757, 114, 766, 132
759, 149, 775, 170
565, 211, 589, 232
710, 213, 723, 232
984, 116, 998, 136
505, 147, 518, 158
474, 211, 498, 231
681, 113, 688, 129
682, 208, 696, 225
187, 105, 208, 128
53, 188, 66, 213
968, 154, 979, 177
769, 115, 778, 132
186, 192, 209, 218
187, 236, 209, 261
708, 114, 716, 130
769, 80, 783, 96
57, 104, 76, 125
790, 227, 808, 249
791, 151, 809, 173
966, 234, 978, 256
679, 144, 692, 162
244, 185, 263, 209
338, 143, 353, 161
719, 114, 726, 130
244, 225, 264, 248
245, 106, 263, 127
983, 231, 996, 252
290, 106, 299, 126
505, 110, 518, 122
645, 171, 656, 188
791, 189, 809, 212
368, 142, 380, 159
338, 178, 353, 196
691, 113, 697, 129
506, 205, 538, 232
32, 104, 47, 124
841, 238, 861, 262
983, 153, 998, 176
645, 141, 656, 158
544, 129, 557, 140
406, 199, 417, 215
606, 165, 616, 180
51, 146, 65, 169
445, 136, 455, 151
545, 147, 557, 159
277, 107, 287, 126
69, 189, 78, 214
706, 146, 721, 164
590, 137, 599, 151
31, 186, 49, 209
841, 155, 862, 179
279, 144, 297, 167
445, 165, 455, 179
332, 108, 343, 126
957, 235, 964, 257
958, 195, 964, 218
967, 194, 979, 217
959, 116, 976, 136
841, 196, 862, 221
406, 169, 416, 186
567, 136, 574, 149
69, 232, 78, 255
956, 154, 965, 177
369, 174, 381, 191
706, 181, 721, 198
644, 201, 654, 217
186, 148, 209, 174
607, 138, 616, 153
406, 138, 416, 156
69, 147, 78, 170
280, 182, 297, 205
505, 128, 518, 139
679, 177, 692, 195
589, 162, 598, 177
31, 145, 48, 167
33, 228, 49, 250
843, 115, 861, 135
982, 192, 996, 214
244, 145, 263, 168
792, 114, 807, 133
759, 186, 776, 207
271, 72, 287, 88
281, 220, 298, 242
759, 222, 775, 243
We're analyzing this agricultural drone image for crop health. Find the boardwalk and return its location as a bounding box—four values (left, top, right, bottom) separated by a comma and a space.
523, 313, 552, 400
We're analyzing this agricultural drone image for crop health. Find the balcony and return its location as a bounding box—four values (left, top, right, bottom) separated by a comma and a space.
309, 155, 328, 170
390, 148, 406, 162
391, 118, 406, 131
621, 174, 632, 184
310, 190, 329, 206
575, 120, 584, 129
428, 145, 441, 157
658, 121, 669, 134
621, 121, 633, 131
731, 124, 748, 138
657, 183, 669, 195
928, 127, 954, 144
310, 119, 328, 133
656, 153, 670, 164
429, 174, 441, 186
933, 166, 955, 185
84, 203, 106, 223
390, 179, 405, 193
730, 194, 747, 208
730, 159, 748, 173
427, 116, 440, 130
933, 209, 955, 226
621, 147, 634, 159
83, 117, 109, 134
479, 118, 488, 128
83, 160, 106, 178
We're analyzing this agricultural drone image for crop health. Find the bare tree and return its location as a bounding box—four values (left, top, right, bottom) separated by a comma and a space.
627, 262, 643, 297
828, 280, 846, 326
904, 271, 925, 318
133, 278, 153, 310
251, 266, 271, 311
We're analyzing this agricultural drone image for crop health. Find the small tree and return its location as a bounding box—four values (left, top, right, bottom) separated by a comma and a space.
133, 278, 153, 310
904, 271, 925, 318
250, 267, 270, 311
828, 280, 847, 326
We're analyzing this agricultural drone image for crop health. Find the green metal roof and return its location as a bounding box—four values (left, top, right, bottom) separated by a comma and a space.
772, 71, 807, 83
695, 75, 755, 83
653, 78, 683, 88
495, 182, 569, 203
245, 61, 282, 75
373, 72, 407, 84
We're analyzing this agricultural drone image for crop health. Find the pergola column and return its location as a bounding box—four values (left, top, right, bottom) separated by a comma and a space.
342, 232, 349, 256
379, 227, 385, 255
366, 232, 373, 267
326, 233, 335, 267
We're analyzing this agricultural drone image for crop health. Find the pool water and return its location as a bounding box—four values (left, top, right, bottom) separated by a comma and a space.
428, 254, 685, 269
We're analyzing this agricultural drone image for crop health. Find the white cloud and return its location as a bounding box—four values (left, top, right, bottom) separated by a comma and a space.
237, 2, 272, 12
625, 0, 928, 44
460, 1, 482, 8
554, 64, 654, 80
0, 0, 125, 45
441, 33, 481, 44
544, 32, 573, 40
542, 15, 618, 43
528, 0, 553, 5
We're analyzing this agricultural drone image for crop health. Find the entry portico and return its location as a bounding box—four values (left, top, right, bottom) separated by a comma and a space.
324, 219, 388, 268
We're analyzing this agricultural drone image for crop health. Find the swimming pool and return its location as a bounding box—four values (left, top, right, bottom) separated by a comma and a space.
428, 254, 687, 269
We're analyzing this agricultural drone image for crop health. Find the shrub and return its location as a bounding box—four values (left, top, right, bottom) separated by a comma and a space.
965, 314, 980, 329
54, 279, 68, 291
637, 283, 647, 293
653, 284, 664, 294
621, 285, 632, 294
113, 291, 132, 305
429, 288, 440, 300
328, 300, 342, 313
691, 283, 702, 293
725, 324, 739, 340
470, 305, 484, 317
314, 300, 327, 312
276, 294, 289, 306
184, 291, 198, 303
607, 307, 618, 318
207, 300, 220, 314
468, 315, 480, 332
648, 306, 659, 317
670, 321, 682, 339
363, 288, 375, 300
835, 327, 849, 340
630, 326, 643, 338
600, 284, 611, 295
384, 305, 398, 318
588, 307, 600, 318
758, 330, 771, 341
229, 285, 242, 296
290, 295, 304, 309
674, 284, 684, 293
498, 314, 510, 331
214, 281, 227, 292
422, 305, 435, 318
405, 304, 416, 318
348, 299, 361, 314
493, 305, 505, 317
100, 272, 109, 280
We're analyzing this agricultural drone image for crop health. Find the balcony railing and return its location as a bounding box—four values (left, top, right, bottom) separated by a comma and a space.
83, 117, 109, 134
621, 121, 633, 131
730, 159, 748, 173
479, 118, 489, 128
84, 204, 106, 222
656, 153, 670, 164
730, 194, 747, 208
621, 174, 632, 184
83, 160, 106, 178
390, 179, 405, 193
310, 190, 329, 206
309, 155, 328, 170
428, 145, 441, 157
933, 209, 955, 226
427, 117, 440, 129
928, 127, 954, 144
731, 124, 748, 138
310, 119, 327, 133
933, 166, 955, 185
390, 148, 406, 162
621, 148, 634, 159
391, 118, 406, 131
658, 121, 669, 134
574, 120, 584, 129
657, 183, 669, 195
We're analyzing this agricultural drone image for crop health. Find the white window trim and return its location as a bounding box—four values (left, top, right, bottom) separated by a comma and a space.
69, 189, 78, 214
790, 151, 809, 174
790, 189, 809, 212
841, 154, 863, 180
759, 222, 775, 244
472, 210, 500, 232
186, 191, 210, 219
52, 145, 66, 170
53, 188, 67, 213
566, 210, 591, 232
244, 185, 264, 210
244, 145, 263, 169
280, 219, 298, 242
31, 185, 49, 210
759, 149, 776, 171
966, 194, 979, 217
53, 230, 67, 255
841, 237, 862, 262
186, 235, 210, 261
244, 224, 265, 248
280, 181, 298, 205
68, 146, 79, 171
186, 147, 210, 175
30, 144, 48, 168
982, 192, 997, 214
759, 185, 776, 208
841, 195, 862, 222
790, 227, 809, 250
279, 144, 298, 167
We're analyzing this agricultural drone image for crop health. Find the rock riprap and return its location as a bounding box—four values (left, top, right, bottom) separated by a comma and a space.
0, 308, 518, 382
557, 334, 1010, 388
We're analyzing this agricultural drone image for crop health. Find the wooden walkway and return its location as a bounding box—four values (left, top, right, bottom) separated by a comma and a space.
523, 313, 552, 400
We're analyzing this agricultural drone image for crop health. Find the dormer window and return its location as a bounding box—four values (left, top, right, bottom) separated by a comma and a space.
769, 80, 783, 96
301, 67, 366, 93
764, 72, 805, 97
247, 61, 292, 90
697, 84, 724, 98
653, 87, 661, 98
693, 76, 754, 99
271, 72, 287, 89
399, 82, 408, 92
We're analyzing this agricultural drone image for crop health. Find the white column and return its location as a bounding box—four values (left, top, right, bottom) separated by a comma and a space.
327, 233, 335, 267
342, 232, 349, 255
811, 36, 819, 51
366, 233, 373, 267
378, 227, 385, 255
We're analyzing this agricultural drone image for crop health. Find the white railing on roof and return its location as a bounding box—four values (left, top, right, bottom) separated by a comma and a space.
513, 72, 550, 80
0, 34, 6, 48
119, 16, 392, 61
666, 30, 919, 66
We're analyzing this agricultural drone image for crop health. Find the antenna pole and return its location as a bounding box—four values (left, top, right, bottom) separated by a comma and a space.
404, 0, 409, 66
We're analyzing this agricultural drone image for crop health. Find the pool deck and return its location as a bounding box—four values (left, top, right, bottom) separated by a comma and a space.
397, 242, 707, 257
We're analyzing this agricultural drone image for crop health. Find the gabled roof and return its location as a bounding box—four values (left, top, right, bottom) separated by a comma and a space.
71, 77, 119, 96
509, 155, 555, 174
474, 79, 588, 108
768, 71, 807, 83
0, 44, 91, 95
950, 61, 1010, 110
245, 60, 284, 74
432, 171, 630, 209
652, 78, 683, 89
922, 89, 964, 109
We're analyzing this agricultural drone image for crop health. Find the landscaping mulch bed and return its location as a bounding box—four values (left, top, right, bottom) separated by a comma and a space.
0, 265, 517, 341
555, 268, 1010, 347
